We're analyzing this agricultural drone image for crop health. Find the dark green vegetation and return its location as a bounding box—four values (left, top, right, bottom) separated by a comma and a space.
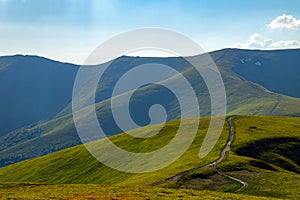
1, 49, 300, 167
0, 116, 299, 199
235, 137, 300, 173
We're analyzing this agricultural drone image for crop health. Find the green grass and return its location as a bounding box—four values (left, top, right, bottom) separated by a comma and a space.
174, 166, 242, 192
214, 152, 300, 199
177, 116, 300, 199
0, 117, 228, 185
0, 183, 273, 200
0, 116, 300, 199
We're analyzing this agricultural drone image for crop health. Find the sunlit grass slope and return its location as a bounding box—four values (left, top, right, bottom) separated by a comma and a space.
174, 116, 300, 199
0, 117, 228, 185
0, 183, 271, 200
0, 116, 299, 199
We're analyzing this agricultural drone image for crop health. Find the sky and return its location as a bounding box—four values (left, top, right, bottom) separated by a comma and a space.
0, 0, 300, 64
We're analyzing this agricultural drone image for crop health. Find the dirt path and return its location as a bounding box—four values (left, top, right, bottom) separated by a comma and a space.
269, 96, 281, 115
149, 116, 248, 192
211, 116, 248, 192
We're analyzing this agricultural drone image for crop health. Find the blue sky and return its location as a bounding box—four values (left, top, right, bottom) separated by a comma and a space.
1, 0, 300, 64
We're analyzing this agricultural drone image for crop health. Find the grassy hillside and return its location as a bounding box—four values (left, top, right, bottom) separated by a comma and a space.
0, 117, 226, 184
1, 49, 300, 169
0, 116, 299, 199
0, 113, 79, 167
0, 183, 271, 200
2, 51, 300, 168
172, 116, 300, 199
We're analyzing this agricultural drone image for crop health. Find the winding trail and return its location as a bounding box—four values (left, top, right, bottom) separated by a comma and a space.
211, 116, 248, 192
149, 116, 248, 192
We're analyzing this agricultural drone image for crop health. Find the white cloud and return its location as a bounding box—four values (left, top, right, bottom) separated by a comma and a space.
267, 14, 300, 29
235, 33, 272, 49
269, 40, 300, 48
235, 33, 300, 49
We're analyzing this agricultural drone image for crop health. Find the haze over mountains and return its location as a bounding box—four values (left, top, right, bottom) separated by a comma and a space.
0, 48, 300, 167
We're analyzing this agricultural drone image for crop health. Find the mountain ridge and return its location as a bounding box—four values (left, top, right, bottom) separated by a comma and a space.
0, 48, 300, 167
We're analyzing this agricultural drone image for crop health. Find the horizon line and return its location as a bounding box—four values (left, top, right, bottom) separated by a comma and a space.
1, 47, 300, 66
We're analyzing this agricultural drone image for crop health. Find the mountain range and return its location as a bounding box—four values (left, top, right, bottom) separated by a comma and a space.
0, 48, 300, 167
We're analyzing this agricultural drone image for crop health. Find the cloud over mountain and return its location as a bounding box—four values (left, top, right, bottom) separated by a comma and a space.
235, 33, 300, 49
267, 14, 300, 29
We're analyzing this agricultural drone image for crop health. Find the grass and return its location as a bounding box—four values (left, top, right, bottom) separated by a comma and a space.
0, 183, 276, 200
0, 117, 228, 185
0, 116, 299, 199
174, 167, 242, 192
177, 116, 300, 199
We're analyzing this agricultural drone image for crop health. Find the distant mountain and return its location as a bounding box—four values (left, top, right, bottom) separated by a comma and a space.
230, 49, 300, 98
0, 48, 300, 167
0, 55, 78, 136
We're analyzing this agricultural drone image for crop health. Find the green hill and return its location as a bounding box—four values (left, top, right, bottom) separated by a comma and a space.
2, 49, 300, 168
1, 49, 300, 168
0, 116, 299, 199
